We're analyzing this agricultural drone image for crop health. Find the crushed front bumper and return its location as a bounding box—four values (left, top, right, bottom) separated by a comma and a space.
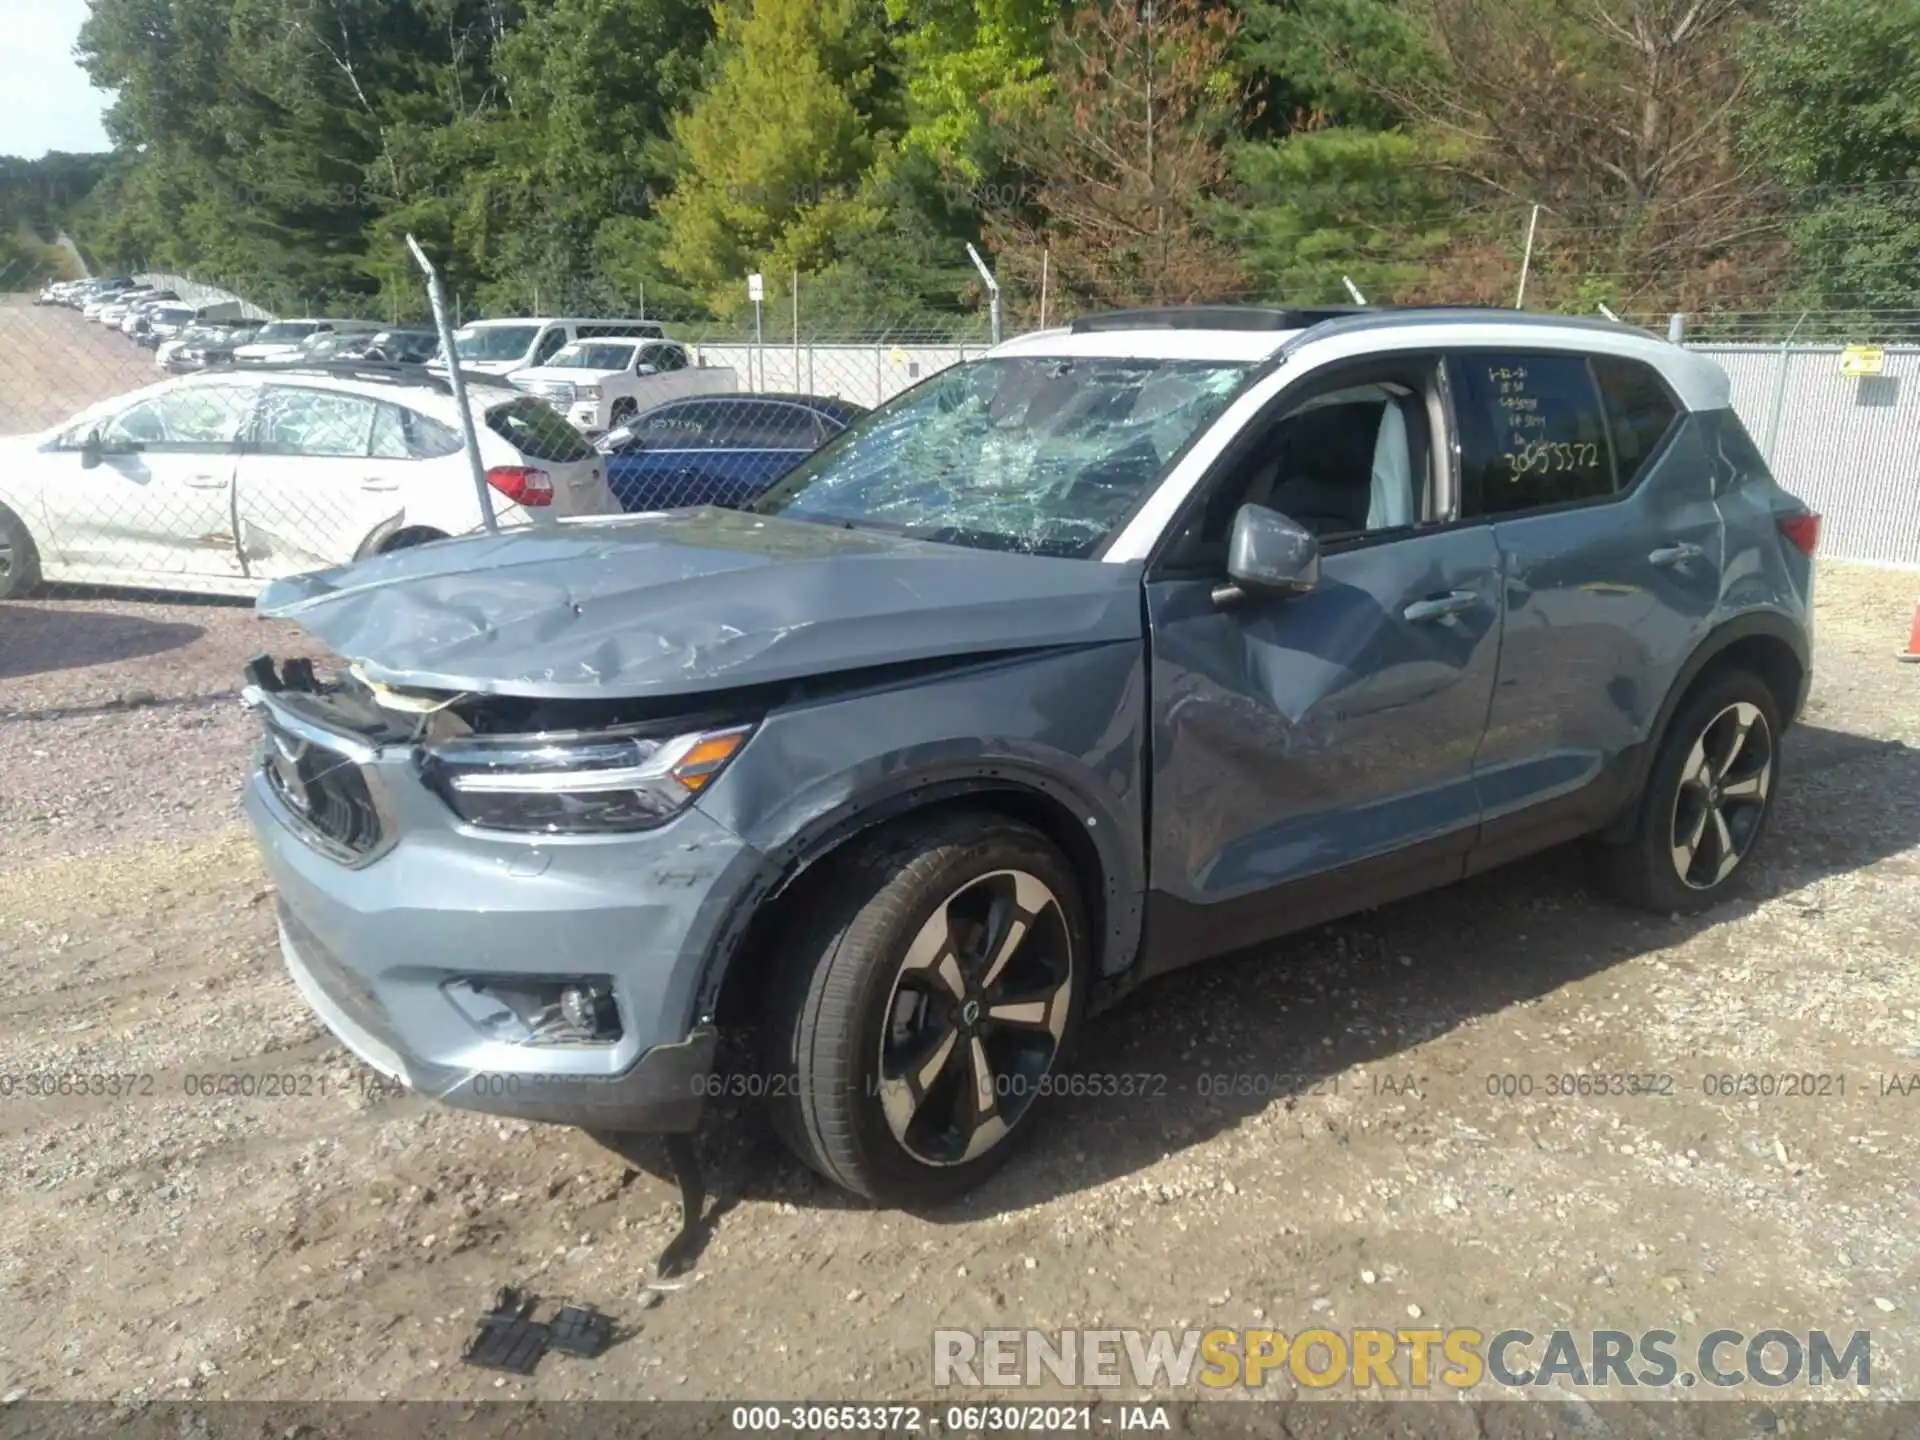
277, 899, 717, 1130
242, 704, 764, 1133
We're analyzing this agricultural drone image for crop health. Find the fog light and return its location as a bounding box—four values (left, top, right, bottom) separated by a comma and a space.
561, 984, 618, 1039
444, 976, 623, 1045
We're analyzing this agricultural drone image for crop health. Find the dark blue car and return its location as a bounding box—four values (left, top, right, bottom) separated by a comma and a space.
597, 392, 870, 512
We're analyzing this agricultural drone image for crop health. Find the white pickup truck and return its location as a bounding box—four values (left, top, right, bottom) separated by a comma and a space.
508, 338, 738, 435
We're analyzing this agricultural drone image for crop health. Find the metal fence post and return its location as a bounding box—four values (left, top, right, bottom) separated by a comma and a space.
1667, 313, 1686, 345
965, 243, 1003, 345
1762, 312, 1810, 465
407, 233, 498, 533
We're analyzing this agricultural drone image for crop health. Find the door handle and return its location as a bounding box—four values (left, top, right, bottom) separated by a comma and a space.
360, 477, 400, 493
1403, 590, 1479, 623
184, 475, 226, 490
1649, 542, 1705, 568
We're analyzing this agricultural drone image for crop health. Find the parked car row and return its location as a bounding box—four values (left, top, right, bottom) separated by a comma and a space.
12, 282, 873, 583
0, 364, 618, 600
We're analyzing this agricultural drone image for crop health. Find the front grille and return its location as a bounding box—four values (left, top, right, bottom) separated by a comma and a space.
262, 723, 385, 859
518, 378, 576, 403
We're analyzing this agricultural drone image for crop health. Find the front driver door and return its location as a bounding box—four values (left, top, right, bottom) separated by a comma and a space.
39, 382, 257, 584
1139, 356, 1504, 973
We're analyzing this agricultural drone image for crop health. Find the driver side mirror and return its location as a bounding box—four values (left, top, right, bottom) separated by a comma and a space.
79, 429, 105, 470
1217, 503, 1320, 607
636, 363, 659, 376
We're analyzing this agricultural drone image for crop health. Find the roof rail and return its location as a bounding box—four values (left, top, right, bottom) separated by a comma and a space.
236, 359, 520, 393
1280, 306, 1658, 353
1068, 305, 1372, 334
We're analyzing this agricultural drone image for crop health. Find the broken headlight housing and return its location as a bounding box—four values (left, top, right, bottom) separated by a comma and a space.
422, 723, 752, 834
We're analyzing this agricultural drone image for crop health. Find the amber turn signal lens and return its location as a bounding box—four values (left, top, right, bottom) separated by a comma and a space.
670, 728, 750, 792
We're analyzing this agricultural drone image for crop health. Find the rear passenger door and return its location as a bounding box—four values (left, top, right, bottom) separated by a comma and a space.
1449, 349, 1714, 869
235, 386, 404, 576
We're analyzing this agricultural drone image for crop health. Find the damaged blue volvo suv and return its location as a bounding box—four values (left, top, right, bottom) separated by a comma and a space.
242, 307, 1818, 1205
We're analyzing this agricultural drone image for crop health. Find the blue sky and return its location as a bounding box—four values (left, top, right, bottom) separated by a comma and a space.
2, 0, 113, 157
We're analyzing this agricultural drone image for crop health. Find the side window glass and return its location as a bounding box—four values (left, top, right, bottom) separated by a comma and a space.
257, 388, 377, 458
370, 404, 410, 460
100, 385, 253, 449
660, 345, 687, 372
370, 403, 461, 460
532, 327, 569, 365
1592, 356, 1679, 487
1454, 353, 1615, 516
1186, 382, 1431, 559
747, 404, 826, 449
635, 402, 722, 448
99, 400, 170, 446
380, 405, 461, 459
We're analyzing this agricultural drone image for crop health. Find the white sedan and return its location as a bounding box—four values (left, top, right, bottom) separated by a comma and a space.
0, 368, 617, 599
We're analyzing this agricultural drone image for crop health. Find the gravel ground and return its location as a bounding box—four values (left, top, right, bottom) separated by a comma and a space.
0, 322, 1916, 1416
0, 297, 160, 436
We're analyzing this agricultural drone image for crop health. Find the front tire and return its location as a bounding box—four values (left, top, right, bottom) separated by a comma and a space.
1594, 671, 1782, 912
761, 812, 1089, 1206
0, 503, 42, 600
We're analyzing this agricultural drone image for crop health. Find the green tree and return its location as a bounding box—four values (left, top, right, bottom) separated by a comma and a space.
885, 0, 1060, 177
656, 0, 895, 314
986, 0, 1247, 311
1213, 127, 1458, 305
1218, 0, 1458, 304
477, 0, 715, 311
1742, 0, 1920, 313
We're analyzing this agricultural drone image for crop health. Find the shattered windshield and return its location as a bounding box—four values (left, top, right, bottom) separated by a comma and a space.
750, 356, 1251, 557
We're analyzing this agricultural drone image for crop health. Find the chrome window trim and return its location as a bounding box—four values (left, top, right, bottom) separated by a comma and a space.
1101, 324, 1724, 563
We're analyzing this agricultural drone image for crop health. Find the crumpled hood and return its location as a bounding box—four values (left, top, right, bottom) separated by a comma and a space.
256, 507, 1144, 699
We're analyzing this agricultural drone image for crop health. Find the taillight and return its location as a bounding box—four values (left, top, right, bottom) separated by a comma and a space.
486, 465, 553, 507
1778, 512, 1821, 556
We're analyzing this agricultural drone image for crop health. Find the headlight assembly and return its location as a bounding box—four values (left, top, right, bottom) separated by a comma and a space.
422, 723, 752, 834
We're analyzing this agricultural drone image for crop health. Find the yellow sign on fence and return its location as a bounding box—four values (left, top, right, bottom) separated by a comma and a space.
1840, 345, 1886, 377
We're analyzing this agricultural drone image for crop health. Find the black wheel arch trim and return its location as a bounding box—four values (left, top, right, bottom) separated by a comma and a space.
1598, 608, 1809, 842
689, 760, 1146, 1029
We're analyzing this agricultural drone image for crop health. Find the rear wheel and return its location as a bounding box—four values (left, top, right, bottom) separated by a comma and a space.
1594, 671, 1781, 912
761, 812, 1088, 1205
0, 503, 42, 600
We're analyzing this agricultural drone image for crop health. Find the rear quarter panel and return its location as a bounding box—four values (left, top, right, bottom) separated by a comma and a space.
1702, 406, 1815, 629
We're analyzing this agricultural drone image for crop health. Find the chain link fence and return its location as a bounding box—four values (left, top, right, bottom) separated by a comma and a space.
2, 281, 1917, 614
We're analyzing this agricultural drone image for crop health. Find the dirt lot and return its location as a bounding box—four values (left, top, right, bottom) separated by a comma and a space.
0, 296, 161, 436
0, 301, 1916, 1417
